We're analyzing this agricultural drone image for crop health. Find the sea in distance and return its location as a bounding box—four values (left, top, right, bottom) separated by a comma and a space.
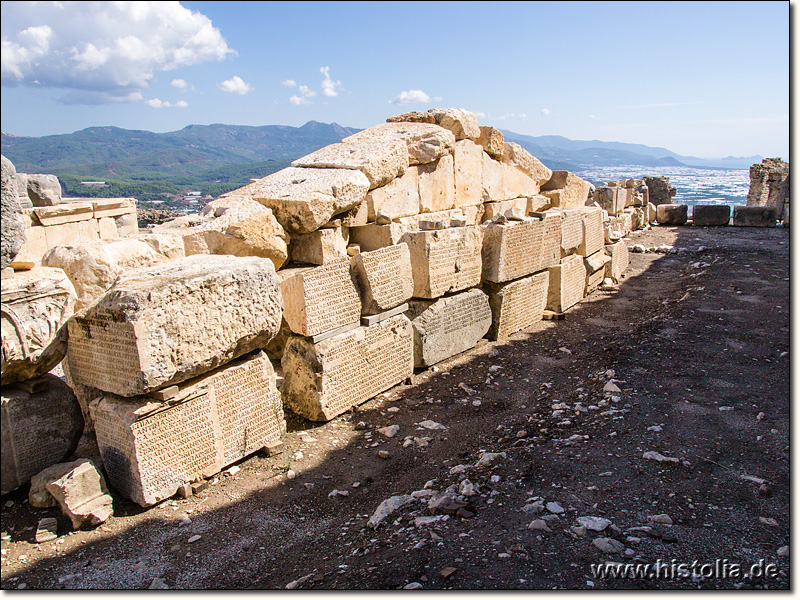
574, 165, 750, 215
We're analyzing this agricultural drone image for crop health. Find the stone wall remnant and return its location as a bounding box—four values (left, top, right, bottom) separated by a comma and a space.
746, 158, 789, 218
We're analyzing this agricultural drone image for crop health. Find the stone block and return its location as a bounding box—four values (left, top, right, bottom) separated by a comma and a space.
348, 222, 406, 252
10, 225, 47, 268
546, 255, 586, 313
2, 156, 26, 269
338, 201, 369, 227
484, 271, 549, 341
366, 166, 420, 221
692, 204, 731, 226
92, 351, 284, 506
584, 250, 611, 295
45, 459, 113, 529
407, 288, 491, 367
418, 154, 455, 213
30, 461, 85, 508
400, 226, 483, 298
593, 186, 625, 215
733, 206, 778, 227
43, 221, 82, 250
483, 198, 529, 222
477, 126, 504, 159
33, 203, 94, 226
541, 171, 593, 208
1, 375, 84, 494
578, 207, 604, 257
629, 207, 647, 230
345, 122, 456, 166
539, 211, 563, 270
98, 217, 120, 240
648, 202, 657, 223
280, 256, 361, 337
290, 226, 349, 265
481, 153, 539, 201
92, 198, 136, 219
604, 241, 629, 283
281, 314, 413, 421
454, 140, 484, 207
114, 213, 139, 237
1, 266, 76, 384
26, 174, 63, 206
66, 255, 282, 397
429, 108, 481, 141
656, 204, 689, 225
350, 243, 413, 315
77, 219, 101, 243
481, 217, 546, 284
551, 208, 584, 256
500, 143, 553, 186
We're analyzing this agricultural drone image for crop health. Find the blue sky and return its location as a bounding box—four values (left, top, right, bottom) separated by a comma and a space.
0, 1, 790, 159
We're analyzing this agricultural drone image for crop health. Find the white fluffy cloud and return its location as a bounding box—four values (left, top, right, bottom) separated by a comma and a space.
281, 79, 296, 87
170, 78, 188, 90
1, 1, 233, 103
145, 98, 189, 109
320, 66, 342, 97
541, 108, 551, 116
390, 89, 441, 105
219, 76, 253, 95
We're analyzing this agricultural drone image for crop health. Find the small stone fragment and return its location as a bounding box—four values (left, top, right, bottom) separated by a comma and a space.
592, 537, 625, 554
35, 517, 58, 543
649, 514, 673, 525
527, 519, 553, 533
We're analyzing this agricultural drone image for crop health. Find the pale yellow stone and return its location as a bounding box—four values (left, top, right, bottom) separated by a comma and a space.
541, 171, 593, 208
12, 225, 47, 266
418, 154, 455, 213
484, 271, 549, 340
483, 198, 529, 222
92, 198, 136, 219
366, 167, 420, 221
290, 226, 349, 265
546, 254, 586, 313
429, 108, 481, 141
350, 243, 413, 315
33, 203, 94, 226
501, 143, 553, 186
605, 241, 629, 283
114, 213, 138, 237
477, 127, 505, 159
344, 122, 455, 165
454, 140, 484, 207
481, 218, 546, 284
98, 217, 119, 240
578, 207, 604, 257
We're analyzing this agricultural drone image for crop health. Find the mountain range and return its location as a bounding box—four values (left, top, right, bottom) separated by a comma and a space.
1, 121, 762, 183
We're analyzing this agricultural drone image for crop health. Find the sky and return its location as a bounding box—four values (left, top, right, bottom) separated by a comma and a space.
0, 1, 791, 159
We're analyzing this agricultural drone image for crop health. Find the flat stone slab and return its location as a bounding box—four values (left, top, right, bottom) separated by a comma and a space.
692, 204, 731, 227
546, 254, 586, 313
350, 243, 413, 315
484, 271, 550, 341
656, 204, 689, 225
481, 217, 547, 284
604, 241, 629, 283
578, 207, 604, 257
733, 206, 778, 227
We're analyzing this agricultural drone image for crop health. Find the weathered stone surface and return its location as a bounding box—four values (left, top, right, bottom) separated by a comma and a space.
1, 375, 84, 495
1, 266, 76, 384
656, 204, 688, 225
484, 271, 549, 340
584, 250, 611, 295
33, 202, 94, 226
500, 143, 553, 186
92, 198, 136, 220
418, 154, 455, 213
733, 206, 778, 227
407, 288, 491, 367
481, 153, 540, 201
429, 108, 481, 141
30, 461, 84, 508
546, 255, 586, 313
66, 255, 282, 397
92, 351, 284, 506
593, 186, 625, 215
350, 243, 413, 315
14, 172, 32, 209
11, 224, 47, 269
400, 226, 483, 298
385, 110, 437, 125
26, 174, 63, 207
454, 140, 484, 207
481, 218, 546, 284
692, 204, 731, 226
541, 171, 593, 208
483, 198, 529, 222
62, 360, 101, 435
282, 314, 413, 421
280, 257, 361, 337
365, 166, 420, 221
578, 207, 604, 256
225, 167, 370, 234
604, 241, 629, 283
291, 137, 408, 190
42, 238, 179, 310
43, 220, 98, 250
643, 176, 676, 206
347, 122, 456, 166
747, 158, 790, 218
550, 208, 584, 256
114, 213, 139, 237
1, 155, 26, 269
629, 207, 647, 230
290, 226, 348, 265
477, 127, 504, 159
539, 211, 562, 269
45, 459, 113, 529
647, 202, 657, 223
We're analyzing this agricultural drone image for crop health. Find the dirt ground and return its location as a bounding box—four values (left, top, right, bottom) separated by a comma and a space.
0, 223, 791, 591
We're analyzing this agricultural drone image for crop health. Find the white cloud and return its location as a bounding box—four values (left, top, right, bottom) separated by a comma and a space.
589, 114, 601, 120
281, 79, 297, 87
320, 66, 342, 97
1, 1, 234, 104
289, 95, 311, 106
487, 113, 528, 122
145, 98, 188, 109
219, 75, 253, 95
171, 78, 188, 90
298, 85, 316, 98
541, 108, 551, 116
390, 89, 437, 105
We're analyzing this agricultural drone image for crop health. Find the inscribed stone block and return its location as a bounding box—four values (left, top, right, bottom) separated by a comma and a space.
579, 207, 604, 257
290, 226, 349, 265
454, 140, 483, 207
539, 211, 562, 270
418, 154, 455, 213
66, 255, 282, 397
481, 218, 544, 283
281, 314, 414, 421
92, 351, 285, 506
552, 208, 584, 256
350, 243, 413, 315
692, 204, 731, 226
546, 255, 586, 313
484, 270, 549, 340
604, 241, 629, 283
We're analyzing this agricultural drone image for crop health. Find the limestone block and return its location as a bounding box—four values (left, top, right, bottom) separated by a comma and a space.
551, 208, 584, 256
429, 108, 481, 141
539, 211, 563, 270
66, 255, 282, 397
228, 166, 370, 234
290, 226, 349, 265
604, 241, 629, 283
1, 155, 26, 269
500, 143, 553, 186
92, 198, 136, 219
484, 271, 549, 340
541, 171, 593, 208
692, 204, 731, 226
477, 127, 504, 159
10, 225, 47, 268
43, 222, 83, 250
481, 218, 546, 284
33, 202, 94, 226
350, 243, 413, 315
92, 351, 284, 506
546, 255, 586, 313
385, 110, 438, 125
593, 186, 625, 215
1, 266, 76, 384
280, 256, 361, 337
349, 222, 406, 252
454, 140, 484, 207
578, 207, 604, 257
46, 459, 113, 529
43, 238, 176, 310
400, 226, 483, 298
77, 219, 101, 243
135, 233, 186, 261
30, 461, 86, 508
345, 122, 456, 166
733, 206, 778, 227
338, 201, 369, 227
528, 195, 551, 213
656, 204, 689, 225
366, 166, 420, 221
1, 375, 84, 494
98, 217, 120, 240
291, 137, 408, 190
114, 213, 139, 237
418, 154, 455, 213
483, 198, 529, 222
584, 250, 611, 295
281, 314, 414, 421
26, 174, 63, 207
482, 153, 539, 201
407, 288, 492, 367
14, 172, 32, 208
629, 207, 646, 230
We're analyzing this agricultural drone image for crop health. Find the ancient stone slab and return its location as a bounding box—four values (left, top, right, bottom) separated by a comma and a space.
429, 108, 481, 141
1, 266, 76, 384
345, 122, 456, 166
290, 226, 348, 265
579, 207, 605, 256
1, 375, 84, 494
30, 461, 86, 508
2, 156, 26, 269
97, 217, 119, 240
280, 256, 361, 337
477, 127, 504, 159
418, 154, 455, 213
350, 243, 413, 315
366, 166, 420, 221
483, 198, 529, 222
500, 143, 553, 186
92, 198, 136, 219
546, 255, 586, 313
643, 176, 677, 206
26, 174, 63, 207
481, 153, 539, 201
692, 204, 731, 226
538, 211, 563, 270
114, 213, 138, 237
481, 217, 545, 284
454, 140, 484, 208
348, 222, 406, 252
360, 303, 408, 327
593, 186, 625, 215
733, 206, 778, 227
549, 208, 584, 256
656, 204, 688, 225
291, 137, 408, 189
92, 351, 284, 506
400, 226, 483, 298
629, 207, 647, 230
33, 202, 94, 226
226, 166, 370, 234
541, 171, 593, 208
281, 314, 413, 421
747, 158, 789, 217
46, 459, 113, 529
584, 250, 611, 295
604, 241, 629, 283
67, 255, 282, 397
484, 271, 549, 341
407, 288, 492, 367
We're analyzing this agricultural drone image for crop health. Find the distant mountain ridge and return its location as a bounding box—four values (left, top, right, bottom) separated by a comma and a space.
1, 121, 761, 180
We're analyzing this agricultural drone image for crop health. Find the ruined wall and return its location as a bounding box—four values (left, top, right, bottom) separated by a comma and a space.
747, 158, 789, 218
